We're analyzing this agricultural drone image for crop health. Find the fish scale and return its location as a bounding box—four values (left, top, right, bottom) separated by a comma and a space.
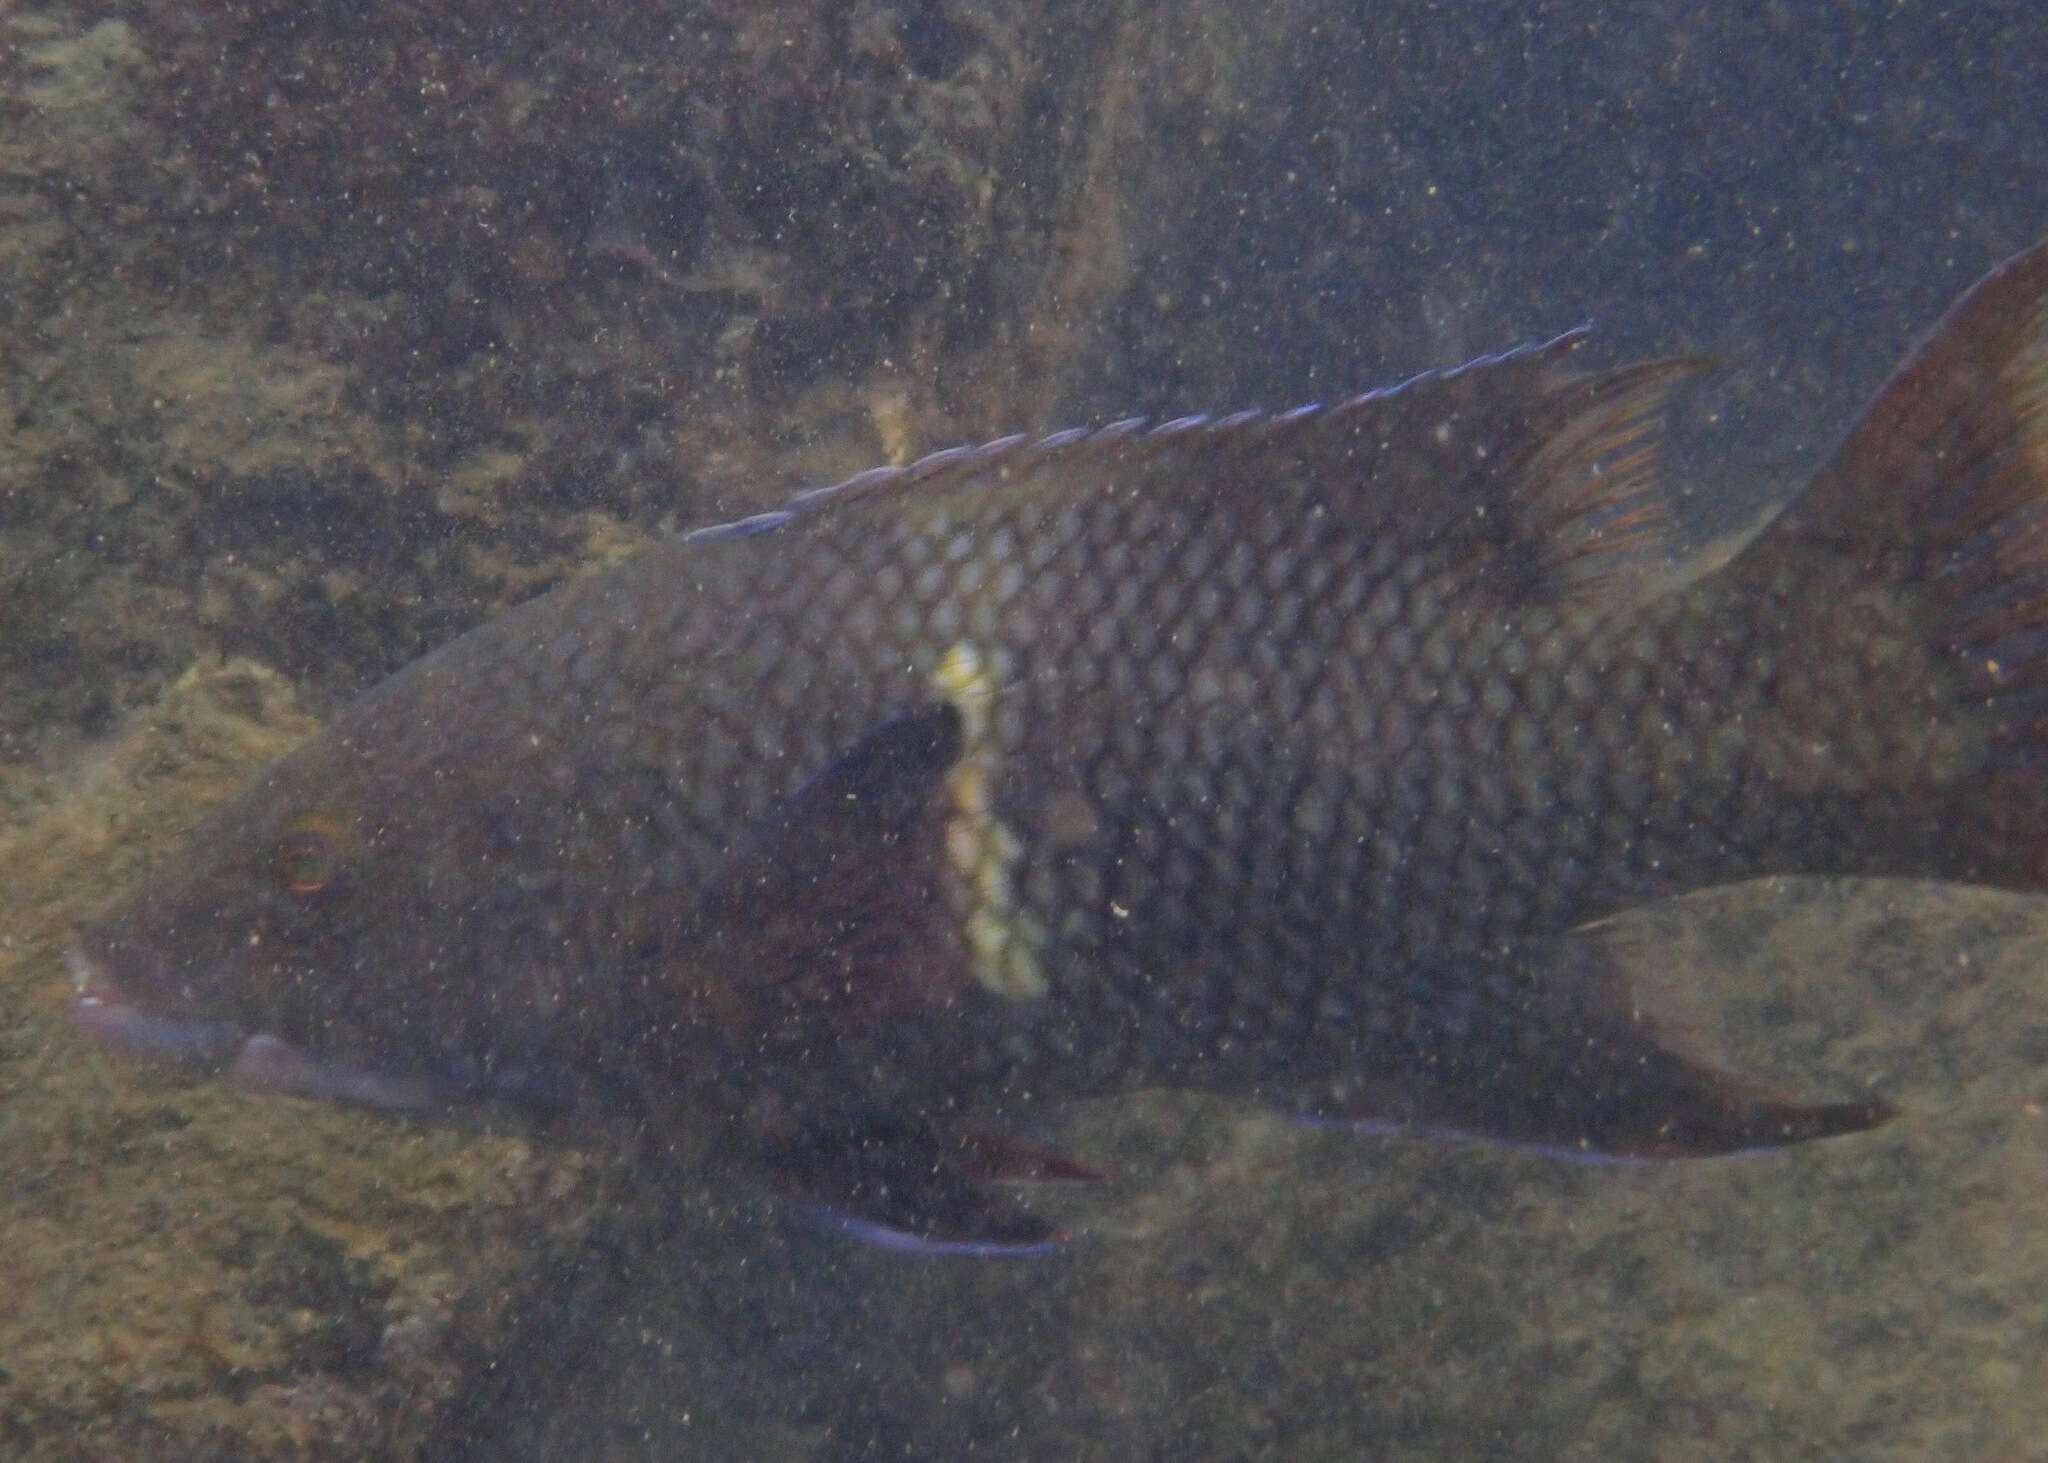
70, 240, 2048, 1249
759, 476, 1730, 1083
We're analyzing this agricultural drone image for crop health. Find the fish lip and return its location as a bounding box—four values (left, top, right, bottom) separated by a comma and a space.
69, 948, 451, 1111
226, 1032, 447, 1111
66, 946, 246, 1072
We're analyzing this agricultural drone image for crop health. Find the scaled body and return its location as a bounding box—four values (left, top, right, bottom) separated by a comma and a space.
73, 239, 2048, 1247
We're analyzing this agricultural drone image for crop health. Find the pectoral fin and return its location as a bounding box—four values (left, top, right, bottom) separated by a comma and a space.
769, 1116, 1101, 1256
688, 704, 977, 1028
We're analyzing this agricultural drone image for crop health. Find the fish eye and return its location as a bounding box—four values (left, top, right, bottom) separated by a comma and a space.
272, 815, 348, 896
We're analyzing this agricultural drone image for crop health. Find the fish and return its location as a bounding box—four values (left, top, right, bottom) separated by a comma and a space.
69, 235, 2048, 1253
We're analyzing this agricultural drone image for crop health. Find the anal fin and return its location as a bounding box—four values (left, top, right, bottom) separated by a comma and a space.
1309, 938, 1893, 1160
769, 1116, 1100, 1256
1508, 1030, 1894, 1160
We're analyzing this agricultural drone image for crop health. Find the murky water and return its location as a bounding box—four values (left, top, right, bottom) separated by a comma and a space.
4, 2, 2047, 1458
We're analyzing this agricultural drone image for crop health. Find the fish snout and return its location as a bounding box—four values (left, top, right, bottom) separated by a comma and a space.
68, 947, 454, 1111
66, 946, 245, 1071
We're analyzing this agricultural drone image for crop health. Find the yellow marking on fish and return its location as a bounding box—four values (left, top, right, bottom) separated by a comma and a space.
932, 641, 994, 740
870, 383, 917, 465
932, 642, 1049, 1001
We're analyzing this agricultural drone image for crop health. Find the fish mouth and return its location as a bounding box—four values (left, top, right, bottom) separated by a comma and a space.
68, 947, 246, 1070
67, 948, 442, 1111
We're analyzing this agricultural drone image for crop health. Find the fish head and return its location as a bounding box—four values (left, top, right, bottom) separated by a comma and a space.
66, 692, 591, 1114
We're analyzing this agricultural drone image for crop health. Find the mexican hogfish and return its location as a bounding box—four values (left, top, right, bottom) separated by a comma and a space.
72, 238, 2048, 1252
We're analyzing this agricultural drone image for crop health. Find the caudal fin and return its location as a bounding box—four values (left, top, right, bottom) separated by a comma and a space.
1727, 234, 2048, 889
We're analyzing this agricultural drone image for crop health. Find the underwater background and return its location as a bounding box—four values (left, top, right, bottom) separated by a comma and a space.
3, 0, 2048, 1457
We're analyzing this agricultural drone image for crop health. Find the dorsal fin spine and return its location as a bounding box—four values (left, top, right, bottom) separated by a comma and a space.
678, 324, 1683, 613
690, 326, 1604, 541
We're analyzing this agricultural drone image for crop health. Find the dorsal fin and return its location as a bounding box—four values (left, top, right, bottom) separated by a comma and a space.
1496, 353, 1707, 602
684, 330, 1706, 610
